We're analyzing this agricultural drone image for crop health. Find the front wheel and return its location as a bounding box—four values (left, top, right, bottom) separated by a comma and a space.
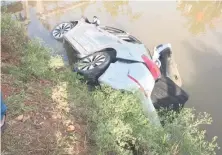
73, 52, 111, 81
52, 22, 74, 40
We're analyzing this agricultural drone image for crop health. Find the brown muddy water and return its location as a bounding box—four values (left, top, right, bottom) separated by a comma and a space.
3, 0, 222, 153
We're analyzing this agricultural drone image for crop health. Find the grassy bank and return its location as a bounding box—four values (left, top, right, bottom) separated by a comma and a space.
1, 12, 219, 155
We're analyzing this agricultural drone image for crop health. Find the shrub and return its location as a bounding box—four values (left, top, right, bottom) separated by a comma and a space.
1, 12, 27, 54
21, 39, 52, 79
1, 12, 53, 81
89, 86, 219, 155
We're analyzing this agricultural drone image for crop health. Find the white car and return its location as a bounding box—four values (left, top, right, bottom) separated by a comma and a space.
52, 16, 188, 125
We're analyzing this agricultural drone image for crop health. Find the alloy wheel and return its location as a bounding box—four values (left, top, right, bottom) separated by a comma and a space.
52, 22, 73, 39
77, 54, 106, 71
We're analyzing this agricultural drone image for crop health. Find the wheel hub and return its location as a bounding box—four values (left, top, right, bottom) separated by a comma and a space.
78, 54, 106, 71
52, 22, 72, 39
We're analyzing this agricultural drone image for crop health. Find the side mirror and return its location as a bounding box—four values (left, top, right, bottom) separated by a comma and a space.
152, 43, 172, 68
152, 44, 171, 60
92, 16, 100, 26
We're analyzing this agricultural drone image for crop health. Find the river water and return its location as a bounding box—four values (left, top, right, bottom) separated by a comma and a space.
4, 0, 222, 153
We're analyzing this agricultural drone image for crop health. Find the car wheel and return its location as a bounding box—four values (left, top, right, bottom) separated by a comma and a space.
151, 77, 188, 112
52, 22, 73, 40
74, 52, 111, 81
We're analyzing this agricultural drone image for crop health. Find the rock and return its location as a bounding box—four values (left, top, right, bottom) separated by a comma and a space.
8, 120, 17, 126
52, 114, 57, 120
57, 114, 62, 119
34, 124, 42, 129
67, 125, 75, 132
34, 122, 44, 129
63, 120, 71, 125
39, 122, 44, 125
16, 114, 24, 121
22, 115, 30, 122
52, 114, 62, 120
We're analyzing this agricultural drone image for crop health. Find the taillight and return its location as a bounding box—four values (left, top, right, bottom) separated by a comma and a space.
142, 54, 161, 80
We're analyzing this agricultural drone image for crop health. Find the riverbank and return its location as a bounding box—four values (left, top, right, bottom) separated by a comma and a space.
1, 12, 91, 155
1, 12, 219, 155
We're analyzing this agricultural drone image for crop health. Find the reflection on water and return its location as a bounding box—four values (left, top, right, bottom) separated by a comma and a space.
78, 1, 95, 14
102, 1, 142, 21
2, 1, 142, 29
102, 1, 141, 20
3, 1, 222, 35
177, 1, 222, 34
103, 1, 129, 17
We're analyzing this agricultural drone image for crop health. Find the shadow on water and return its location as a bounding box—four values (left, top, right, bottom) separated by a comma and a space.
181, 39, 222, 153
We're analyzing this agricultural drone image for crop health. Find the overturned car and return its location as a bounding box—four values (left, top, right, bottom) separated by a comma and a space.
52, 16, 188, 125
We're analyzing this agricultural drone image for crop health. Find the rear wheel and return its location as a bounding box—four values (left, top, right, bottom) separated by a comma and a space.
73, 52, 112, 82
151, 77, 188, 112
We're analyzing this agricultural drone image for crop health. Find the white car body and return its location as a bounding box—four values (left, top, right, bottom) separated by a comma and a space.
62, 18, 173, 126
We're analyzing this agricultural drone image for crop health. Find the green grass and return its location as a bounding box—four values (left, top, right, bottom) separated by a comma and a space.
5, 90, 26, 117
1, 12, 27, 55
1, 12, 220, 155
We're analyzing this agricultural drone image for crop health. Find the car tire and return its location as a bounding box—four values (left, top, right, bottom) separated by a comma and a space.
73, 51, 111, 82
52, 22, 75, 40
151, 77, 188, 112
